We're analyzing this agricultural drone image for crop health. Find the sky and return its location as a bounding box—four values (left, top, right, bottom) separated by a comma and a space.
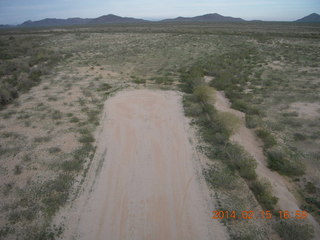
0, 0, 319, 24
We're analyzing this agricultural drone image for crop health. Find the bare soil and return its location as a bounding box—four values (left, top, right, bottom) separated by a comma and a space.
57, 89, 227, 240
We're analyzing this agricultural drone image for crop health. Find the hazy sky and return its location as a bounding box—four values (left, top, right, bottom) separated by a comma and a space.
0, 0, 319, 24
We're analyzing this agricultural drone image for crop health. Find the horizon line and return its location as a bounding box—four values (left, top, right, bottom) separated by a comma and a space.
1, 12, 319, 25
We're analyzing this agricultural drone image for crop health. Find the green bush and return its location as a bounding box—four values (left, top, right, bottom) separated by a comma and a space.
61, 159, 82, 172
152, 76, 173, 85
273, 219, 314, 240
255, 128, 277, 149
245, 114, 261, 128
34, 136, 51, 143
78, 133, 94, 144
51, 110, 62, 120
97, 83, 112, 91
231, 99, 249, 113
215, 111, 241, 136
0, 83, 18, 106
14, 165, 22, 175
193, 85, 215, 103
184, 102, 203, 117
41, 174, 72, 218
70, 116, 79, 123
179, 65, 204, 93
203, 165, 237, 190
0, 36, 64, 108
293, 133, 307, 141
225, 144, 257, 180
266, 146, 305, 176
249, 180, 278, 210
132, 78, 146, 84
48, 147, 61, 154
73, 143, 94, 162
305, 182, 316, 194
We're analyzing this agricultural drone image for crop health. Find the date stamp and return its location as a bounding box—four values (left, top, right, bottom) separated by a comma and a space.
212, 210, 309, 220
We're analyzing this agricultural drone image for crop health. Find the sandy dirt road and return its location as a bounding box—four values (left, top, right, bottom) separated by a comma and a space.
60, 89, 227, 240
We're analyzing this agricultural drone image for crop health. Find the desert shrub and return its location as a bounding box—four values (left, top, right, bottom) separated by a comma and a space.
199, 125, 219, 144
305, 182, 316, 194
184, 102, 202, 117
300, 203, 317, 213
70, 116, 79, 123
28, 70, 42, 83
245, 114, 261, 128
249, 180, 278, 210
281, 117, 303, 128
41, 174, 73, 218
34, 136, 51, 143
98, 83, 112, 91
215, 111, 241, 136
273, 219, 314, 240
255, 128, 277, 149
61, 159, 82, 172
73, 143, 94, 162
201, 102, 216, 116
231, 99, 249, 113
230, 224, 267, 240
8, 208, 36, 223
0, 37, 64, 107
23, 225, 60, 240
2, 182, 13, 196
203, 165, 237, 190
266, 146, 305, 176
14, 165, 22, 175
132, 78, 146, 84
0, 83, 18, 106
87, 110, 100, 125
225, 144, 257, 180
152, 76, 173, 85
0, 225, 12, 239
179, 65, 204, 93
293, 133, 307, 141
48, 147, 61, 154
78, 131, 94, 144
193, 85, 215, 103
51, 110, 62, 120
47, 96, 57, 101
282, 111, 299, 117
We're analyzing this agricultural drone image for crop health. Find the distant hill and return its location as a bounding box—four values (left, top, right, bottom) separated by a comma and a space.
21, 18, 91, 27
90, 14, 148, 24
6, 13, 320, 28
295, 13, 320, 23
0, 24, 13, 29
20, 14, 147, 28
162, 13, 245, 22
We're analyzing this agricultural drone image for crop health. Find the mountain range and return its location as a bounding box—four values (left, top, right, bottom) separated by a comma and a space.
161, 13, 245, 22
19, 14, 148, 27
295, 13, 320, 23
2, 13, 320, 28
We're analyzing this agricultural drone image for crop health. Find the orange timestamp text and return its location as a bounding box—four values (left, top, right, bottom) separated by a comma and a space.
212, 210, 309, 220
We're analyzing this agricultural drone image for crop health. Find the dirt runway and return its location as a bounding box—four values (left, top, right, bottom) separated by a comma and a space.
60, 89, 227, 240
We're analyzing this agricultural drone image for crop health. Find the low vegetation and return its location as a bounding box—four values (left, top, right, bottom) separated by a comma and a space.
0, 35, 65, 108
180, 67, 278, 238
183, 32, 320, 225
0, 22, 319, 239
180, 57, 315, 238
273, 219, 314, 240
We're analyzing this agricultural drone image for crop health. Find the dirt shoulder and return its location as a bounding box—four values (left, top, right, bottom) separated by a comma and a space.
57, 89, 228, 240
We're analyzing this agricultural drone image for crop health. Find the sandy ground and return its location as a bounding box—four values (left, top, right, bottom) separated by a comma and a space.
58, 89, 228, 240
213, 90, 320, 239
